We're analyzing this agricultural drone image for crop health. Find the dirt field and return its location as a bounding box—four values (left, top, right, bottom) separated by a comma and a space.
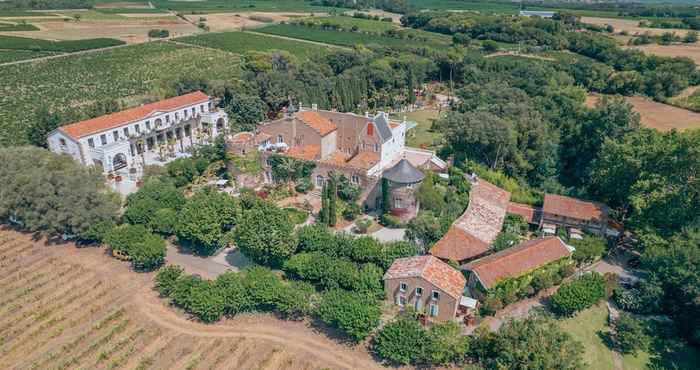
185, 12, 324, 32
0, 227, 385, 370
586, 94, 700, 131
95, 2, 153, 9
625, 42, 700, 64
0, 18, 199, 43
582, 17, 692, 37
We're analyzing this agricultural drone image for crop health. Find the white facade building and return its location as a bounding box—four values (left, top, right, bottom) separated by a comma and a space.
47, 91, 229, 174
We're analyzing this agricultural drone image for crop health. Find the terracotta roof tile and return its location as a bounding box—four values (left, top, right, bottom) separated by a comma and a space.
296, 111, 337, 136
347, 151, 380, 169
58, 91, 209, 140
453, 180, 511, 245
507, 202, 541, 224
384, 255, 466, 299
284, 145, 320, 161
543, 194, 607, 221
463, 237, 572, 289
229, 132, 254, 144
319, 151, 351, 166
429, 226, 489, 262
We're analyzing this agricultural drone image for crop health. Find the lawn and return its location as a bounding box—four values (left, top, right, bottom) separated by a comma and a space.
391, 109, 443, 150
176, 31, 329, 58
0, 42, 241, 146
557, 304, 700, 370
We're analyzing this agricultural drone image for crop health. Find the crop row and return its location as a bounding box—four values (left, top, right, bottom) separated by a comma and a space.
175, 31, 329, 58
0, 35, 125, 53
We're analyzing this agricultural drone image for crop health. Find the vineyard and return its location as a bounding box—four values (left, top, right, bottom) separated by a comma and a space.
0, 35, 125, 53
0, 41, 241, 146
176, 31, 328, 58
0, 22, 39, 31
0, 49, 55, 63
0, 228, 381, 369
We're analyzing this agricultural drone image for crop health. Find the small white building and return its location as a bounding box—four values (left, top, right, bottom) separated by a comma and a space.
47, 91, 229, 174
519, 10, 555, 18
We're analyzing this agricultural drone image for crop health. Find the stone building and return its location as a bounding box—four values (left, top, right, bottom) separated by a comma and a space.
381, 159, 425, 222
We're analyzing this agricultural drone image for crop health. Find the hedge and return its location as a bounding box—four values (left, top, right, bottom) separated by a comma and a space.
550, 272, 606, 316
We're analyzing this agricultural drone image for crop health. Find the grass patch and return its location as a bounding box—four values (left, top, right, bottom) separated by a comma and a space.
557, 304, 616, 370
0, 35, 125, 53
176, 31, 328, 58
0, 42, 241, 147
0, 10, 57, 17
297, 15, 397, 33
283, 207, 309, 225
391, 109, 443, 150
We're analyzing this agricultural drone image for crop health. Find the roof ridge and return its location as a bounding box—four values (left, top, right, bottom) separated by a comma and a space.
470, 237, 559, 268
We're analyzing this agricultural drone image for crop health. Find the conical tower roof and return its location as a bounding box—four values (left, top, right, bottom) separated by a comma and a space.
382, 159, 425, 184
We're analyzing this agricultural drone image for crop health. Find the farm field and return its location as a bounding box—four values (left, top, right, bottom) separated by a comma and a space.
148, 0, 335, 13
0, 227, 383, 370
586, 94, 700, 131
0, 22, 38, 31
582, 17, 692, 37
0, 35, 125, 52
257, 23, 449, 49
176, 31, 329, 58
182, 12, 322, 32
0, 49, 56, 63
626, 42, 700, 65
0, 41, 240, 147
298, 15, 397, 33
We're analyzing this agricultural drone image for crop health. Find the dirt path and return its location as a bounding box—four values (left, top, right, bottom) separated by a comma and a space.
243, 30, 351, 50
0, 227, 385, 370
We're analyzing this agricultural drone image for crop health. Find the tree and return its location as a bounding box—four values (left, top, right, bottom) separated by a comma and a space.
317, 289, 381, 341
421, 320, 469, 365
608, 313, 650, 355
0, 147, 119, 238
175, 190, 239, 255
405, 211, 444, 247
105, 224, 166, 271
571, 236, 606, 266
683, 31, 698, 43
124, 177, 185, 227
155, 265, 184, 297
470, 314, 584, 370
185, 279, 225, 323
373, 316, 427, 365
26, 108, 62, 148
381, 178, 391, 214
319, 183, 329, 225
328, 175, 338, 227
550, 272, 606, 316
491, 231, 520, 252
234, 201, 296, 267
275, 280, 316, 319
224, 93, 267, 132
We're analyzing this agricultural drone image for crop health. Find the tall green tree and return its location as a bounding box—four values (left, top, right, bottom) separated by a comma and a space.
234, 201, 297, 267
26, 108, 62, 148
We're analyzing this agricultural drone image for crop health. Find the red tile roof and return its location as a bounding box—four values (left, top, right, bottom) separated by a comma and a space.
58, 91, 210, 140
507, 202, 541, 224
284, 145, 320, 161
296, 111, 337, 136
463, 237, 572, 289
320, 151, 351, 166
384, 255, 466, 299
347, 151, 380, 169
229, 132, 254, 144
429, 226, 489, 262
543, 194, 607, 222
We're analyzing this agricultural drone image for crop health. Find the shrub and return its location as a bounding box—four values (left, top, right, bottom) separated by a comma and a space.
342, 202, 361, 220
380, 241, 420, 270
613, 280, 662, 314
294, 177, 313, 193
550, 273, 605, 316
186, 279, 225, 323
214, 271, 251, 315
373, 316, 427, 365
171, 274, 204, 310
155, 265, 184, 297
349, 236, 382, 264
354, 218, 372, 233
283, 252, 359, 291
175, 190, 239, 255
124, 177, 184, 227
130, 233, 167, 270
148, 29, 170, 38
317, 289, 381, 341
105, 224, 149, 252
609, 313, 649, 355
296, 225, 337, 255
380, 213, 403, 228
234, 201, 296, 266
80, 220, 115, 244
482, 40, 499, 52
275, 280, 316, 319
421, 321, 469, 365
242, 266, 283, 311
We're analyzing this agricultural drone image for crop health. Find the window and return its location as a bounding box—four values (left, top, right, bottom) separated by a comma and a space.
123, 127, 129, 137
399, 282, 407, 292
394, 196, 402, 209
59, 138, 66, 146
395, 295, 406, 307
185, 124, 191, 137
100, 134, 107, 145
88, 138, 95, 148
374, 143, 379, 152
415, 299, 423, 311
406, 183, 414, 189
135, 124, 140, 134
429, 303, 439, 317
146, 121, 151, 130
165, 115, 170, 123
316, 175, 324, 187
192, 107, 196, 116
113, 131, 119, 141
432, 291, 440, 301
277, 134, 283, 144
415, 287, 423, 296
200, 104, 205, 112
175, 112, 179, 120
351, 174, 360, 184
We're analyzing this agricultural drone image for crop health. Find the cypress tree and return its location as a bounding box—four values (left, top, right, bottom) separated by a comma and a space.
328, 177, 337, 227
381, 178, 391, 215
320, 183, 328, 225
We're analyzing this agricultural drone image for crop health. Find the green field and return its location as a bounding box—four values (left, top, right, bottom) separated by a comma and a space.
407, 0, 520, 13
298, 15, 397, 33
149, 0, 334, 13
558, 304, 700, 370
0, 49, 55, 64
0, 42, 241, 146
176, 31, 329, 58
0, 35, 125, 53
0, 22, 39, 31
0, 10, 57, 17
257, 24, 449, 49
391, 109, 444, 150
